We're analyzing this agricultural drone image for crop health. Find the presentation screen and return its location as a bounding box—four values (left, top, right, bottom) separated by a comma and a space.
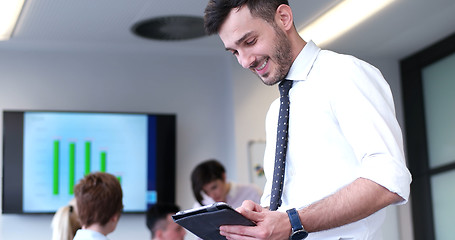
2, 110, 176, 213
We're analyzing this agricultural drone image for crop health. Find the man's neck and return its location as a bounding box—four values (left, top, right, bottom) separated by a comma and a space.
84, 223, 110, 236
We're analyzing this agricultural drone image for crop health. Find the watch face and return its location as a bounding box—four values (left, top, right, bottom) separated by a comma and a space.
291, 229, 308, 240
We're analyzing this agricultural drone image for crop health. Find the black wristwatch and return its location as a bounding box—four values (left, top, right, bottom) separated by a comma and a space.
286, 208, 308, 240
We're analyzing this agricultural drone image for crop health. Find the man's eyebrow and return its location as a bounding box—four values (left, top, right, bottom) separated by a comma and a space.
224, 31, 255, 51
235, 31, 254, 45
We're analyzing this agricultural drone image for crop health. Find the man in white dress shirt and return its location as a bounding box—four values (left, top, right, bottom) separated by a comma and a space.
146, 202, 186, 240
203, 0, 412, 239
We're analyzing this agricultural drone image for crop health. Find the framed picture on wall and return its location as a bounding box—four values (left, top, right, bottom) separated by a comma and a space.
247, 140, 266, 190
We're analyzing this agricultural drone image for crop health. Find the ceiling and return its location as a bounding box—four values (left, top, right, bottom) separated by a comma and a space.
1, 0, 455, 60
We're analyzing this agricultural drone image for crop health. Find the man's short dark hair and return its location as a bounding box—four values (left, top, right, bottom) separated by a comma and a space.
191, 159, 226, 205
74, 172, 123, 227
204, 0, 289, 35
146, 203, 180, 237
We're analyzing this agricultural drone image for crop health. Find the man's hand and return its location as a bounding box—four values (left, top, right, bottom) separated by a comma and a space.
219, 200, 291, 240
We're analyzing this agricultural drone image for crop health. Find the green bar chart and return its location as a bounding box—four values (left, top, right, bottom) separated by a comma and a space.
117, 176, 122, 184
53, 140, 59, 195
69, 142, 75, 194
52, 140, 110, 195
85, 141, 91, 175
100, 151, 107, 172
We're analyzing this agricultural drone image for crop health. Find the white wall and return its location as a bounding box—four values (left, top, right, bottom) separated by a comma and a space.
0, 46, 413, 240
0, 47, 236, 240
230, 59, 279, 185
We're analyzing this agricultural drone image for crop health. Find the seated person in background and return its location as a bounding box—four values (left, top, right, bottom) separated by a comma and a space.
146, 202, 186, 240
191, 159, 262, 208
73, 172, 123, 240
51, 198, 81, 240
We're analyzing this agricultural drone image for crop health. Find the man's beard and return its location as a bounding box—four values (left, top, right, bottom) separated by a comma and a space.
256, 25, 293, 86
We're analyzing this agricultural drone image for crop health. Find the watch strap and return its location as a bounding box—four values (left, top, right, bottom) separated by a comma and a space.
286, 208, 308, 240
286, 208, 303, 231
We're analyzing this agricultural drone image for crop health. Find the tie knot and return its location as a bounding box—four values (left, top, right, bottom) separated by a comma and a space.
279, 80, 292, 97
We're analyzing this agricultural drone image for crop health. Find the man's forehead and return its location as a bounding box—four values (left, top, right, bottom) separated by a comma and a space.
218, 6, 256, 46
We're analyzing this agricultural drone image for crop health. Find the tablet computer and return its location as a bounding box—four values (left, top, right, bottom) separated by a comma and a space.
172, 202, 256, 240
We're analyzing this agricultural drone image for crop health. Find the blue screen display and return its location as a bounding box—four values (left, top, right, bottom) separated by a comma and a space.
21, 112, 156, 212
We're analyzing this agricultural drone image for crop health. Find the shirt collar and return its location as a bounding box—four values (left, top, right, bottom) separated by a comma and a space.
285, 41, 321, 81
75, 229, 109, 240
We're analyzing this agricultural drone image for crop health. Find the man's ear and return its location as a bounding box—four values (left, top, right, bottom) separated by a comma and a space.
155, 229, 164, 239
110, 213, 120, 223
275, 4, 294, 31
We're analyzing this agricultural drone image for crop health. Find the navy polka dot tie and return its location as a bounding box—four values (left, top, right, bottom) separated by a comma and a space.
269, 79, 292, 211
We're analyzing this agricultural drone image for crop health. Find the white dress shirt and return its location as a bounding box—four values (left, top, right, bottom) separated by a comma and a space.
260, 41, 412, 239
73, 229, 109, 240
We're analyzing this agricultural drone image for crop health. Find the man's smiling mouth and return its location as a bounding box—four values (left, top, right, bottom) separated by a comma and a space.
256, 58, 268, 71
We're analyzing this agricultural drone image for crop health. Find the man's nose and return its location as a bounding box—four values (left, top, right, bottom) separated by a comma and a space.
238, 51, 255, 69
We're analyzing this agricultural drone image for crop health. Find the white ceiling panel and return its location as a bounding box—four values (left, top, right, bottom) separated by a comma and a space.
1, 0, 454, 60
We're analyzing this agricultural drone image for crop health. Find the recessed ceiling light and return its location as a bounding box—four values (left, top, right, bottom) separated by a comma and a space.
0, 0, 25, 41
299, 0, 395, 46
131, 15, 207, 41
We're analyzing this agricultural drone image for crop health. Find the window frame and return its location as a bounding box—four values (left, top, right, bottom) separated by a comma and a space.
400, 32, 455, 240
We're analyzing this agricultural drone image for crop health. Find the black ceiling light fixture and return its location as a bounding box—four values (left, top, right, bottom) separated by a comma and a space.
131, 15, 207, 41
